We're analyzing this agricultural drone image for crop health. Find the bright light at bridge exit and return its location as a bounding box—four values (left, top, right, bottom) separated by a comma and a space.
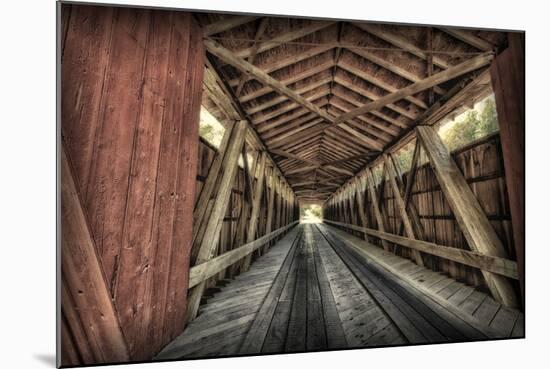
300, 204, 323, 223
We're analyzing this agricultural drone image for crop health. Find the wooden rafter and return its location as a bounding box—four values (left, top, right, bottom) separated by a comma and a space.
235, 18, 270, 96
333, 53, 493, 125
354, 23, 451, 69
206, 38, 336, 124
440, 28, 494, 52
203, 15, 259, 36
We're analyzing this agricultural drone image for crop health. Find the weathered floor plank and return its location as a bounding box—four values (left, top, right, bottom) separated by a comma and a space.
155, 223, 524, 361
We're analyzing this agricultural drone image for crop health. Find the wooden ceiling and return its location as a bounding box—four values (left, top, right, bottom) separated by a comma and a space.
195, 13, 507, 202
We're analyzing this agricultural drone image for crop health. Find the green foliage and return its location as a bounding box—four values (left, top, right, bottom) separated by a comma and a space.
301, 204, 322, 220
393, 141, 415, 173
389, 95, 499, 176
439, 96, 499, 151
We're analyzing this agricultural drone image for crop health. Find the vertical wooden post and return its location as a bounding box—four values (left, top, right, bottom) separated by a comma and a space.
192, 124, 234, 246
490, 33, 525, 303
242, 151, 268, 270
397, 139, 422, 236
187, 120, 248, 321
366, 168, 392, 251
275, 177, 282, 229
384, 154, 424, 266
262, 168, 276, 253
416, 125, 519, 308
355, 175, 370, 240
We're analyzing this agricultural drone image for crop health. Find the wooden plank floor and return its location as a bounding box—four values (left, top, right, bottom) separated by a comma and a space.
155, 223, 524, 361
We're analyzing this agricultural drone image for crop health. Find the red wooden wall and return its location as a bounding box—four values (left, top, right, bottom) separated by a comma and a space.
61, 4, 204, 365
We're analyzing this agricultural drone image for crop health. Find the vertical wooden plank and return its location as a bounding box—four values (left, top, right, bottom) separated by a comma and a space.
162, 12, 204, 344
62, 6, 204, 360
490, 33, 525, 303
61, 4, 115, 195
112, 10, 172, 359
416, 125, 519, 308
84, 7, 151, 290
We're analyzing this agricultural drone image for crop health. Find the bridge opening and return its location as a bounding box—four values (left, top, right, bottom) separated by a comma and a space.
300, 203, 323, 223
59, 4, 525, 366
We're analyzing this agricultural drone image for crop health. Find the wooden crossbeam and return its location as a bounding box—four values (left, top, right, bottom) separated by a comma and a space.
188, 222, 299, 288
203, 16, 259, 36
205, 38, 336, 124
242, 151, 268, 270
61, 145, 130, 363
440, 28, 494, 52
354, 23, 451, 69
334, 72, 419, 119
345, 45, 447, 95
270, 148, 321, 166
365, 167, 391, 251
416, 125, 519, 308
186, 120, 248, 321
228, 43, 336, 87
383, 154, 424, 266
235, 18, 270, 96
333, 53, 493, 125
240, 60, 335, 103
338, 60, 428, 110
252, 88, 330, 124
247, 76, 332, 115
324, 220, 519, 280
233, 21, 336, 59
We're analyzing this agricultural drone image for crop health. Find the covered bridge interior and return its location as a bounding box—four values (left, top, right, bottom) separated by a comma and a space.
60, 4, 524, 366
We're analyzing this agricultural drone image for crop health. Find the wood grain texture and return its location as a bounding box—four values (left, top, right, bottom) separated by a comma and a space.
490, 33, 525, 304
61, 5, 203, 361
416, 125, 518, 308
61, 145, 130, 366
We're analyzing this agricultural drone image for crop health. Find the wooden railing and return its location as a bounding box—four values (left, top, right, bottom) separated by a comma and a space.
188, 221, 299, 288
323, 220, 518, 280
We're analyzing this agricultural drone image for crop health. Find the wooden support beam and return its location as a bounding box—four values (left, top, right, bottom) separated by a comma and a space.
188, 222, 299, 288
383, 154, 424, 266
355, 177, 369, 240
440, 28, 494, 52
270, 148, 321, 166
233, 21, 336, 59
191, 124, 234, 247
235, 18, 270, 96
397, 139, 422, 236
333, 53, 493, 125
345, 46, 446, 96
247, 76, 332, 115
337, 60, 428, 110
416, 125, 519, 308
263, 168, 277, 253
324, 221, 519, 280
203, 16, 259, 36
366, 168, 391, 251
61, 145, 130, 364
242, 151, 268, 270
228, 43, 336, 87
354, 23, 451, 69
490, 33, 525, 304
204, 39, 335, 123
186, 120, 248, 321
